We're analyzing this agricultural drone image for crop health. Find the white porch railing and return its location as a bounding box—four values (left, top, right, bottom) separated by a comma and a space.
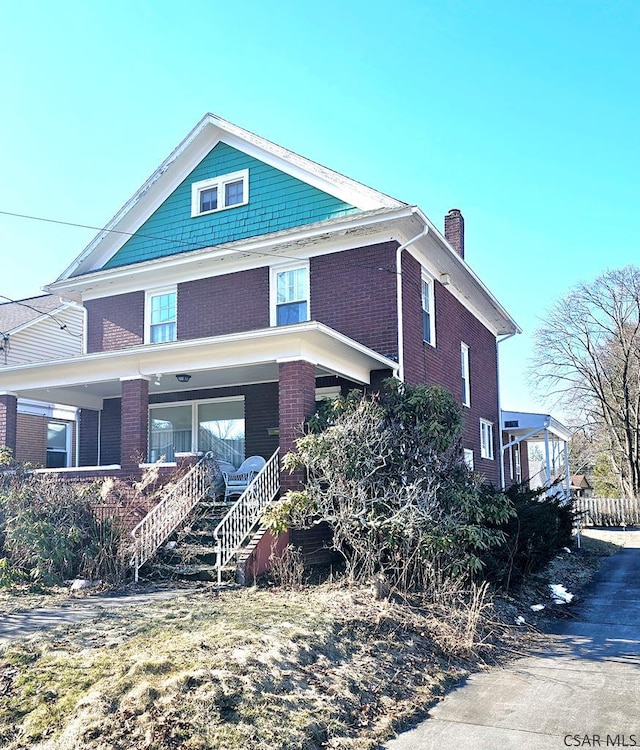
214, 448, 280, 584
130, 452, 217, 582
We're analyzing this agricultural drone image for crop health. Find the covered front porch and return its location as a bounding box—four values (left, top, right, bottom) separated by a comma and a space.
501, 411, 572, 498
0, 322, 397, 494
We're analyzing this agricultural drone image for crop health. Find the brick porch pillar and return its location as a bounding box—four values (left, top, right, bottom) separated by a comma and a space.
278, 360, 316, 493
0, 393, 18, 458
120, 377, 149, 471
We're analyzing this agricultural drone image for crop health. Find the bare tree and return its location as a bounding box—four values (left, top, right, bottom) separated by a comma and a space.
533, 266, 640, 498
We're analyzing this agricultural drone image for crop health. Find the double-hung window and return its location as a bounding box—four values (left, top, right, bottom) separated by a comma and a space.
191, 169, 249, 217
480, 419, 494, 460
147, 289, 177, 343
461, 343, 470, 407
463, 448, 474, 470
421, 271, 435, 346
272, 264, 309, 326
46, 422, 71, 468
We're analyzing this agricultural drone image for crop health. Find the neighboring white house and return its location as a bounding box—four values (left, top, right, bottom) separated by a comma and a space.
0, 295, 84, 467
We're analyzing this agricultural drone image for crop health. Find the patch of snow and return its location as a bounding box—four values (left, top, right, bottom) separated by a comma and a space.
70, 579, 101, 591
530, 604, 545, 611
562, 547, 571, 554
549, 583, 574, 604
515, 616, 526, 625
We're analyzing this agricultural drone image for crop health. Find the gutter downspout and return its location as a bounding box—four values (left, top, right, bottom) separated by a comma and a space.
497, 331, 517, 490
396, 228, 428, 382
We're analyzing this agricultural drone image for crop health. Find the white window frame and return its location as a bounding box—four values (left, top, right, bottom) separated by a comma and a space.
145, 287, 177, 344
46, 421, 72, 468
463, 448, 474, 470
270, 261, 310, 326
190, 169, 249, 218
461, 342, 471, 407
421, 270, 436, 346
480, 419, 494, 460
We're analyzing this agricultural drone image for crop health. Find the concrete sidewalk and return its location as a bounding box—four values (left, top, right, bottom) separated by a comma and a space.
0, 587, 201, 648
385, 530, 640, 749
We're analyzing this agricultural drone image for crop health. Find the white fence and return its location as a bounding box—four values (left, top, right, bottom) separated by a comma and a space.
574, 495, 640, 527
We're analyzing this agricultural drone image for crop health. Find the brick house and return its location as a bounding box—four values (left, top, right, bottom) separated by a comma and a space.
0, 114, 523, 573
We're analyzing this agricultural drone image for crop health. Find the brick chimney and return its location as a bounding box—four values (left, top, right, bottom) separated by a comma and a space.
444, 208, 464, 258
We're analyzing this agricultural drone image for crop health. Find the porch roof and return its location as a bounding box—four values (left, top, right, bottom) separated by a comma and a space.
501, 410, 572, 443
0, 322, 398, 410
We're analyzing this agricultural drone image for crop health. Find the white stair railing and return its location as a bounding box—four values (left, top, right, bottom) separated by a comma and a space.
130, 452, 217, 582
214, 448, 280, 583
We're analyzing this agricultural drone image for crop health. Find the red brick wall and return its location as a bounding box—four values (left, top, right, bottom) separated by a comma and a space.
177, 268, 269, 339
120, 379, 149, 470
86, 292, 145, 352
279, 360, 316, 492
311, 241, 399, 358
0, 394, 17, 453
16, 413, 47, 465
401, 252, 501, 485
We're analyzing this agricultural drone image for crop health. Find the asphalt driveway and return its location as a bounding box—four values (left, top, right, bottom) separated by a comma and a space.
385, 530, 640, 750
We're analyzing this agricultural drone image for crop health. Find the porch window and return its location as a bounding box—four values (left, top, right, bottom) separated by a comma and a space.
46, 421, 70, 468
197, 400, 245, 465
272, 264, 309, 326
147, 290, 177, 343
148, 398, 244, 464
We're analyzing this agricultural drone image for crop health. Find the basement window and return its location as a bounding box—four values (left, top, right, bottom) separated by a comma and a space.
191, 169, 249, 217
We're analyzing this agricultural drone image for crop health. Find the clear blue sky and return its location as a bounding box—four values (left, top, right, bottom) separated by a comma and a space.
1, 0, 638, 416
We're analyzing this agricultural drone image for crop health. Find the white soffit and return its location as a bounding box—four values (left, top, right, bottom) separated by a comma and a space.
0, 323, 398, 407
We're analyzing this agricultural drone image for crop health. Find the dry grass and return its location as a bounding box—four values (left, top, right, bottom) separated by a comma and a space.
0, 530, 625, 749
0, 582, 535, 750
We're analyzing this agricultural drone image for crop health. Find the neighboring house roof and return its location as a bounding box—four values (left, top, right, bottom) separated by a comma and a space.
0, 295, 69, 334
570, 474, 593, 489
0, 295, 84, 367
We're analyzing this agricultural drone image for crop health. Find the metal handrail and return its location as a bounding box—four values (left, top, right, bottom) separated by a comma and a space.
214, 448, 280, 584
130, 452, 217, 582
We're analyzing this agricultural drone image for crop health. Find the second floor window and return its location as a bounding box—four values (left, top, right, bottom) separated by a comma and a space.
421, 272, 435, 345
148, 290, 176, 343
274, 266, 309, 326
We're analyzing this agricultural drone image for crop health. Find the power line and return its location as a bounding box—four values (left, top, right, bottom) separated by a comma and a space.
0, 208, 401, 276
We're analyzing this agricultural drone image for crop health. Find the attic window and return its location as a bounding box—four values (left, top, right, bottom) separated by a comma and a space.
191, 169, 249, 217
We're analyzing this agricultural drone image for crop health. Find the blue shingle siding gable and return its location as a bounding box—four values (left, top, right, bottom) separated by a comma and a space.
103, 142, 360, 269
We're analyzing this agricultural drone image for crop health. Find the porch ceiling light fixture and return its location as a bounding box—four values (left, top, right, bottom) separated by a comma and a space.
175, 373, 192, 383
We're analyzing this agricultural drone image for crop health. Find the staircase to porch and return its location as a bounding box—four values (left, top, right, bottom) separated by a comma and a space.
130, 449, 280, 583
